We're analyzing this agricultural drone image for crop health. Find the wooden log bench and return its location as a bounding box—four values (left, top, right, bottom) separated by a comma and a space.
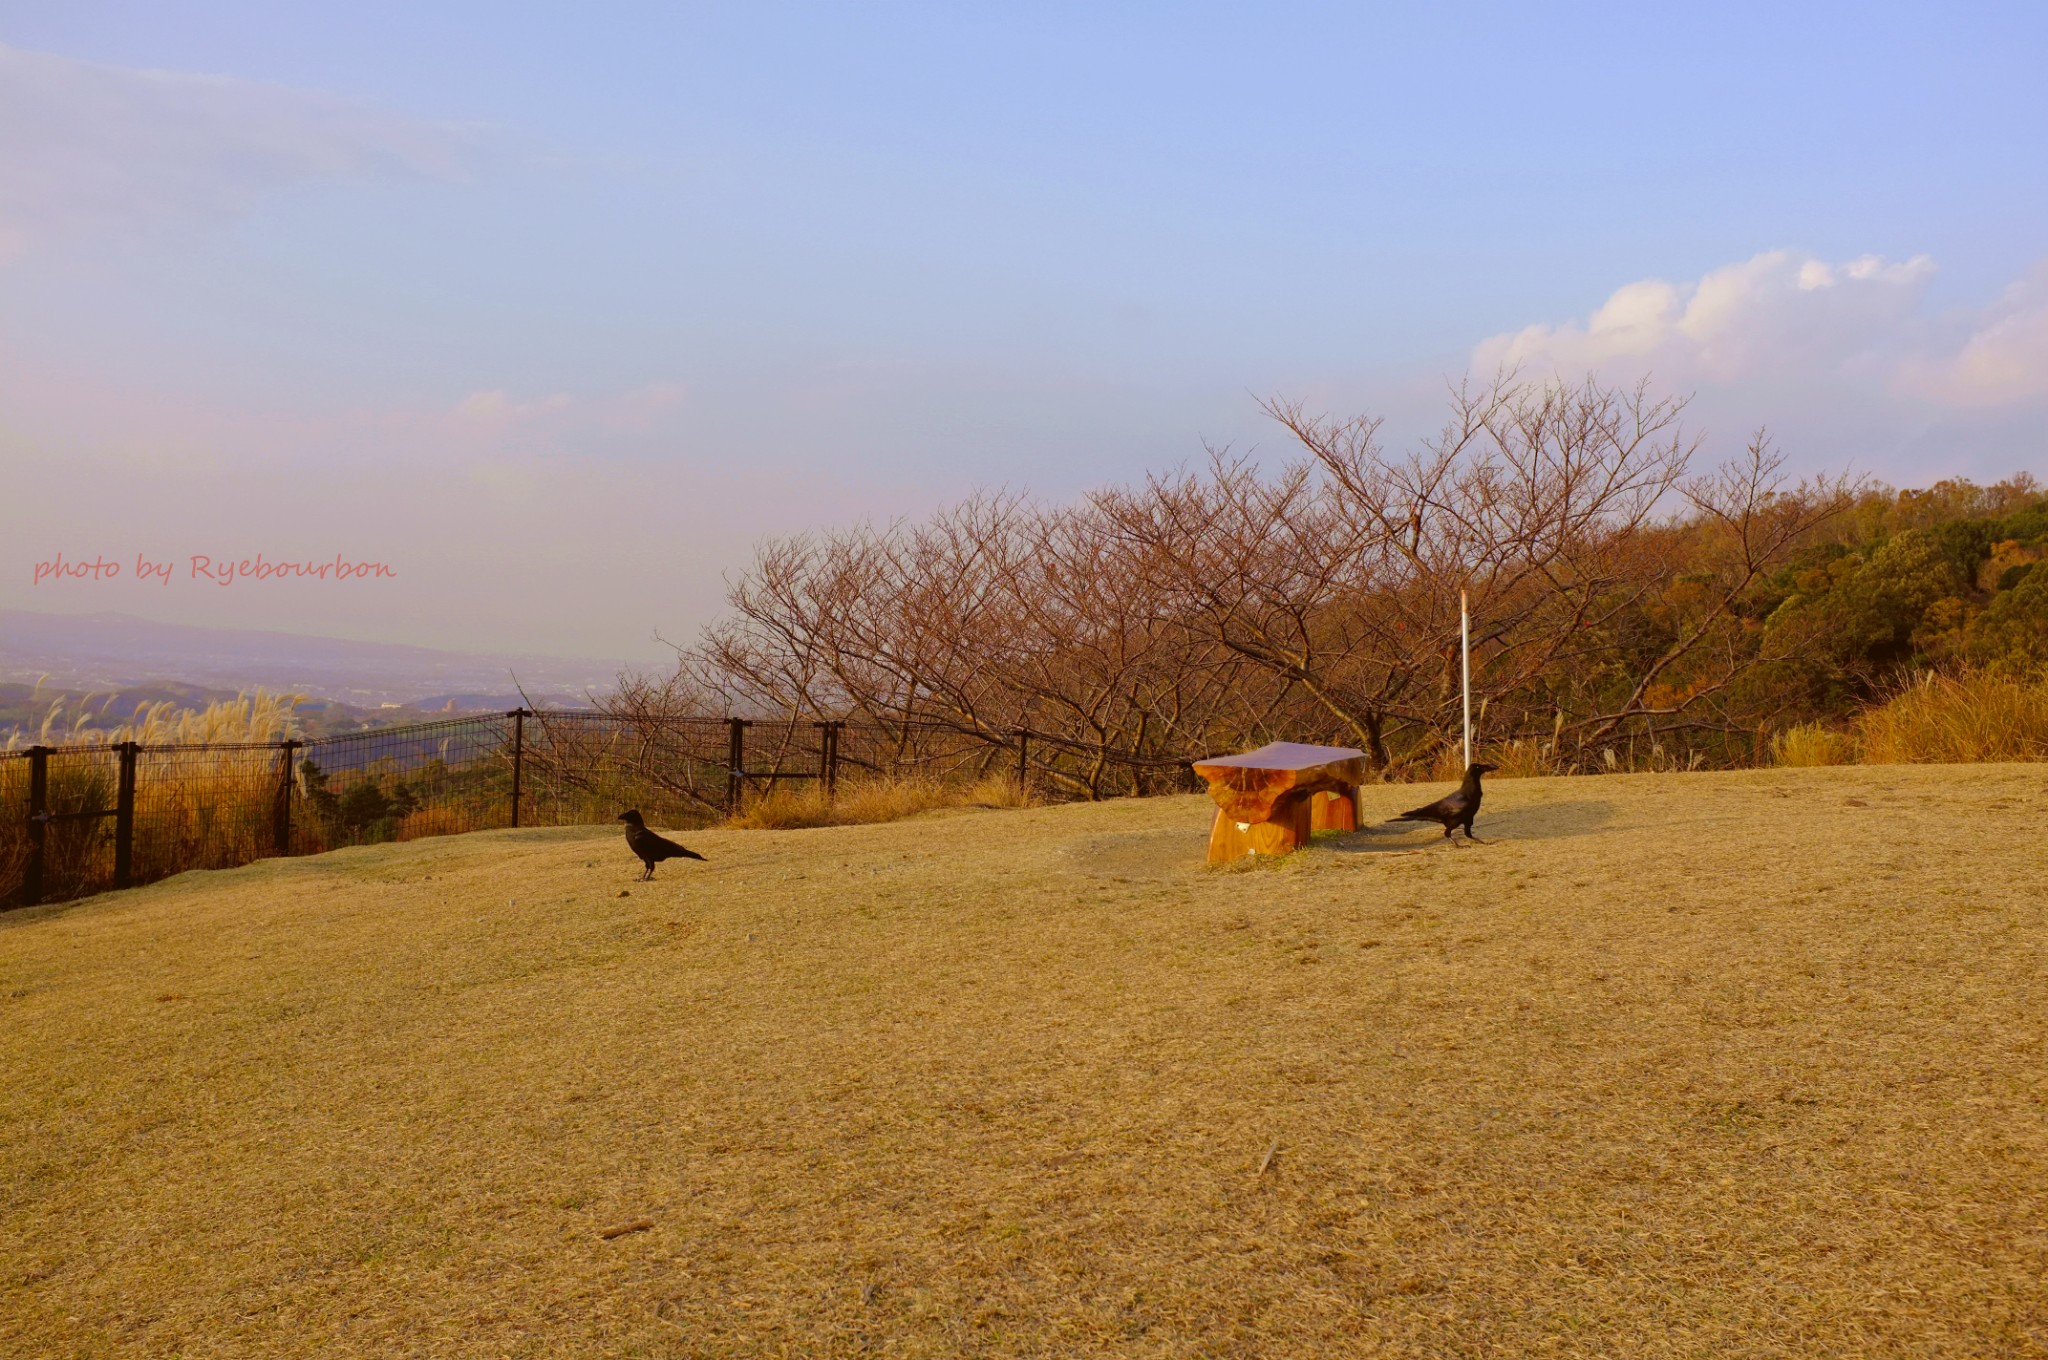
1191, 741, 1370, 864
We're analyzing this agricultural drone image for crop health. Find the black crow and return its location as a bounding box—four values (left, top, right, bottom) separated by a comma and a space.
1388, 763, 1499, 841
617, 810, 706, 879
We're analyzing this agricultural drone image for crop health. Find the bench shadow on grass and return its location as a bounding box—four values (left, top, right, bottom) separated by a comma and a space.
1319, 798, 1617, 852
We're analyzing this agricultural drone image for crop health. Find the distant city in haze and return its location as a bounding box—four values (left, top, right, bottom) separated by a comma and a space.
0, 610, 617, 740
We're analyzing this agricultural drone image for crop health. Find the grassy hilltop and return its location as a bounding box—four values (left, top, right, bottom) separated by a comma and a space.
2, 767, 2044, 1358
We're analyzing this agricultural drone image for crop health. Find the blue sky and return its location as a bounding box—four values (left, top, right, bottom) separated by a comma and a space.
3, 3, 2045, 658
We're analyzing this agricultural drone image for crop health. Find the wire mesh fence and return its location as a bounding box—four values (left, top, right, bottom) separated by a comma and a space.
520, 711, 735, 826
1, 708, 1211, 910
294, 715, 515, 853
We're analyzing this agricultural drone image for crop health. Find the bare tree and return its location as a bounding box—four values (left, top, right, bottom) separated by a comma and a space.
657, 374, 1854, 788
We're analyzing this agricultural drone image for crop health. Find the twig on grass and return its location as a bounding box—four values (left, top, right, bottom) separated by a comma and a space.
1256, 1139, 1281, 1178
600, 1218, 654, 1240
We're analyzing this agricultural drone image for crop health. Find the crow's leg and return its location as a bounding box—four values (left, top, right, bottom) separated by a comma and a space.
1463, 823, 1487, 843
641, 862, 655, 881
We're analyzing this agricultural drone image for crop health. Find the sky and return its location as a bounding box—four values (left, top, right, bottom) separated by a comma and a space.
2, 2, 2045, 661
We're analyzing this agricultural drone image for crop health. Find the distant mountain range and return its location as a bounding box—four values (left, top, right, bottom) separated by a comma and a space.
0, 680, 589, 742
0, 610, 630, 712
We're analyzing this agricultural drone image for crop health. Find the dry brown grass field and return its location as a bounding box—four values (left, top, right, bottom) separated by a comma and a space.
3, 766, 2045, 1359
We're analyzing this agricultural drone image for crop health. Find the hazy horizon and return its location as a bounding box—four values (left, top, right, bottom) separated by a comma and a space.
4, 4, 2045, 659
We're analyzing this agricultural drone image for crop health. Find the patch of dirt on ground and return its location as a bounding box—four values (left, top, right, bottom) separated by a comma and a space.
1055, 826, 1209, 880
2, 766, 2045, 1358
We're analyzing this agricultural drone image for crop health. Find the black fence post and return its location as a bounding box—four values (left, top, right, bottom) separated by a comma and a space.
24, 745, 49, 907
814, 720, 842, 796
726, 718, 750, 813
114, 741, 138, 890
274, 740, 300, 857
509, 708, 527, 829
1013, 728, 1030, 791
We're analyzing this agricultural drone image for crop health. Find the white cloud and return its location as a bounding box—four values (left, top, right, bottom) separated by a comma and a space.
450, 389, 576, 430
0, 42, 484, 259
604, 381, 689, 432
1897, 266, 2048, 407
1476, 249, 1941, 387
444, 383, 692, 442
1469, 250, 2048, 483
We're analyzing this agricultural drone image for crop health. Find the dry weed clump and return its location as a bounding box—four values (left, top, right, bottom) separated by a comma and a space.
1772, 721, 1857, 766
1418, 731, 1704, 781
1855, 670, 2048, 763
1421, 742, 1473, 781
1476, 737, 1558, 779
394, 806, 472, 842
0, 756, 114, 900
728, 772, 1031, 829
1, 691, 308, 902
3, 687, 305, 751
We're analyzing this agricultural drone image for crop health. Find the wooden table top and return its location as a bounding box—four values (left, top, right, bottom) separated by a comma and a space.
1191, 741, 1367, 774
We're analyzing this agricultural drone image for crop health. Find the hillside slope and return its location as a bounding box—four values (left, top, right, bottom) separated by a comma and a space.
3, 767, 2045, 1358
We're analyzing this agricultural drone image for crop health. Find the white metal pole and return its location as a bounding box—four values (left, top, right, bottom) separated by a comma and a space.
1461, 589, 1472, 770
